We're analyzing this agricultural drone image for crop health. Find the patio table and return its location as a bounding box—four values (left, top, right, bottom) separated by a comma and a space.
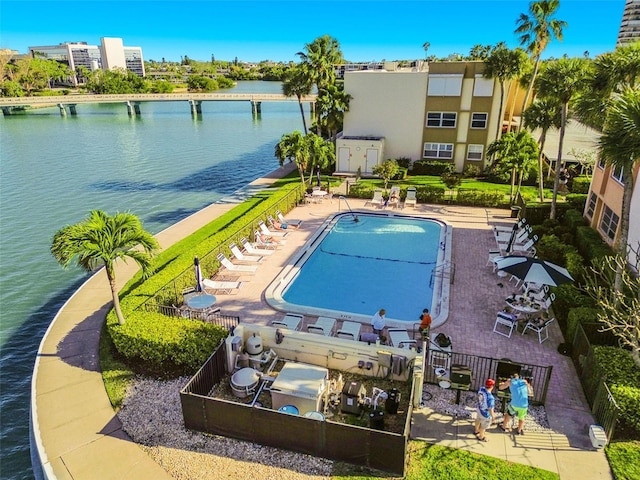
186, 294, 217, 310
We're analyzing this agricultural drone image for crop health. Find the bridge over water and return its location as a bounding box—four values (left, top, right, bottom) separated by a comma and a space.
0, 92, 317, 116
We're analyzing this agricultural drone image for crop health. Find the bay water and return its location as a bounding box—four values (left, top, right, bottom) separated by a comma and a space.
0, 81, 309, 479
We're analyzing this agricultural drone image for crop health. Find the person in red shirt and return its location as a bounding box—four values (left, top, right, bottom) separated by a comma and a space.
419, 308, 432, 336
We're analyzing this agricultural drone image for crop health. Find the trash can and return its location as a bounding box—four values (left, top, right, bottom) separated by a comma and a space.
369, 410, 385, 430
510, 206, 521, 218
385, 388, 400, 414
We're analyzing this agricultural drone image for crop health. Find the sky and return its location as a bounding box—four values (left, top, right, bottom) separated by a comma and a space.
0, 0, 626, 63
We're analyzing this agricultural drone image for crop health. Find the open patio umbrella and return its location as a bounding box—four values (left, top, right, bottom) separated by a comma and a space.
194, 256, 203, 292
495, 256, 574, 287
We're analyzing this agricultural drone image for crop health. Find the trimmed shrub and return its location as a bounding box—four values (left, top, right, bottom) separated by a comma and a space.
566, 307, 602, 344
571, 176, 591, 194
455, 189, 507, 207
562, 208, 588, 231
551, 284, 595, 332
416, 185, 446, 203
565, 193, 588, 211
395, 157, 412, 169
575, 226, 614, 263
411, 160, 453, 176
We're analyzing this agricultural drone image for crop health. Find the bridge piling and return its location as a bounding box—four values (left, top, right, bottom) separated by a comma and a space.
126, 101, 141, 116
57, 104, 67, 117
251, 100, 262, 115
189, 100, 202, 116
68, 104, 77, 115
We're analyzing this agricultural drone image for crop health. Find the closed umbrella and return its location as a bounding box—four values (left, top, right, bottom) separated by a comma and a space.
495, 256, 574, 287
194, 256, 203, 292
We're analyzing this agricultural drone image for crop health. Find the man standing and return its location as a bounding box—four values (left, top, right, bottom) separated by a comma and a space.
370, 308, 386, 335
499, 371, 534, 435
474, 378, 496, 442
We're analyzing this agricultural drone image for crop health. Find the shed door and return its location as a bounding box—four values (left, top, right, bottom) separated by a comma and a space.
366, 148, 379, 173
338, 147, 351, 172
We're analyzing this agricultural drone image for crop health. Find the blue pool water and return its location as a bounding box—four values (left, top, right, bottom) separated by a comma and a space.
269, 213, 448, 325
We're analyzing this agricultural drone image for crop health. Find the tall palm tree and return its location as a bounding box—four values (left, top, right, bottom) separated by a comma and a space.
534, 57, 589, 219
422, 42, 431, 59
522, 98, 562, 201
315, 83, 352, 141
50, 210, 159, 325
483, 43, 529, 139
515, 0, 567, 128
487, 130, 539, 203
274, 131, 310, 186
282, 63, 313, 134
297, 35, 343, 134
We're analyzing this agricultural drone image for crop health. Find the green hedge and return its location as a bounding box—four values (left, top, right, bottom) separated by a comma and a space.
571, 176, 591, 194
566, 307, 602, 344
575, 226, 615, 263
455, 189, 508, 207
106, 183, 305, 375
410, 160, 453, 176
592, 346, 640, 437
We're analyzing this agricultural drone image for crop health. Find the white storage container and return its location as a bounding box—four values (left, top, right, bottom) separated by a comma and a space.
589, 424, 607, 449
270, 362, 328, 414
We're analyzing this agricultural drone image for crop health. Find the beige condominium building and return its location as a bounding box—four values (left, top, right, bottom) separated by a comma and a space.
584, 160, 640, 266
337, 60, 519, 175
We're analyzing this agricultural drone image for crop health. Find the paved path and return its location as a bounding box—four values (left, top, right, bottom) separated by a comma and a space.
31, 173, 612, 479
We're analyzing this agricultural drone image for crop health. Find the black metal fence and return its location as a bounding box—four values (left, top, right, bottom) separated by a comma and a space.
143, 302, 240, 331
180, 342, 412, 475
571, 322, 620, 440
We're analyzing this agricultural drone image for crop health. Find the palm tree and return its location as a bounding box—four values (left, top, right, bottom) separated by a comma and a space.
534, 57, 589, 219
483, 43, 529, 139
422, 42, 431, 59
50, 210, 159, 325
515, 0, 567, 128
282, 63, 313, 134
315, 83, 352, 141
306, 132, 336, 186
522, 98, 562, 201
487, 130, 539, 203
274, 131, 310, 186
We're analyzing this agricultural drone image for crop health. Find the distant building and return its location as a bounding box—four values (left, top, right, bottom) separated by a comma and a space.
337, 61, 514, 174
617, 0, 640, 46
29, 37, 144, 86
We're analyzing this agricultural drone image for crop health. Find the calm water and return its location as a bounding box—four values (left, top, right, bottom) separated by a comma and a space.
0, 81, 310, 479
281, 214, 442, 321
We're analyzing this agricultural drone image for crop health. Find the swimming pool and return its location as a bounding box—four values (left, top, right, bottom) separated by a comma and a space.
265, 212, 451, 328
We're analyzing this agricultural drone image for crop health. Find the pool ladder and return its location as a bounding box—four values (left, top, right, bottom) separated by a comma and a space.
430, 261, 455, 288
338, 196, 359, 222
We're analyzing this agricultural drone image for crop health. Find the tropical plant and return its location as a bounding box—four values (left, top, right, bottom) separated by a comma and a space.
282, 63, 313, 134
372, 159, 400, 191
315, 82, 352, 141
50, 210, 159, 325
487, 130, 539, 203
483, 43, 530, 139
515, 0, 567, 128
274, 131, 310, 185
522, 97, 562, 201
306, 132, 336, 186
534, 57, 590, 218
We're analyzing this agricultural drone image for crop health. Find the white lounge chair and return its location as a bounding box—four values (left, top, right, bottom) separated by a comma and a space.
254, 230, 285, 248
494, 225, 531, 244
202, 278, 243, 294
240, 236, 275, 255
216, 252, 258, 274
267, 214, 297, 232
229, 242, 264, 263
387, 185, 400, 209
387, 328, 418, 349
275, 210, 302, 228
307, 316, 336, 336
507, 235, 539, 255
271, 313, 303, 331
493, 218, 527, 235
336, 321, 361, 341
404, 187, 417, 208
366, 189, 384, 208
258, 220, 287, 237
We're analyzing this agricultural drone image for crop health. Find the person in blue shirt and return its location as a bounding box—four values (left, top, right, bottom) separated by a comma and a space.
474, 378, 496, 441
499, 371, 534, 435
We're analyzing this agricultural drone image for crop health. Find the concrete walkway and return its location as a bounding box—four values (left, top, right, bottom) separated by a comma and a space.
31, 170, 612, 479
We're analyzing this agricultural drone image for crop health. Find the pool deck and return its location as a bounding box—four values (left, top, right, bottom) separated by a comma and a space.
31, 167, 612, 479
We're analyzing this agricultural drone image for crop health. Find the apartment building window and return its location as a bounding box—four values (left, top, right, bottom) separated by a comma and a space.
427, 112, 457, 128
467, 144, 484, 161
424, 143, 453, 159
586, 192, 597, 219
598, 157, 606, 169
612, 165, 624, 183
471, 113, 488, 129
600, 206, 619, 241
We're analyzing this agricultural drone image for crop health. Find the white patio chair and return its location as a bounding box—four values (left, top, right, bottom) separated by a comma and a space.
388, 328, 418, 349
240, 236, 275, 254
387, 185, 400, 209
258, 219, 287, 237
493, 311, 518, 338
202, 278, 243, 294
229, 242, 264, 263
404, 187, 417, 208
366, 188, 384, 208
254, 230, 286, 248
216, 252, 257, 274
271, 313, 303, 331
307, 316, 336, 336
522, 316, 555, 343
275, 210, 302, 228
